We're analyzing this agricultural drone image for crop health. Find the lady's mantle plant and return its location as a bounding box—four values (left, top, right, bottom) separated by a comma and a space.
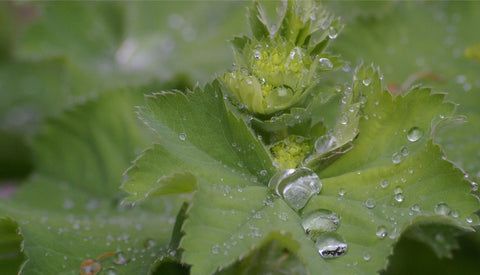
0, 0, 478, 274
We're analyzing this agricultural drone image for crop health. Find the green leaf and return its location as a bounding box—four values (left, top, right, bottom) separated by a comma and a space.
129, 65, 478, 274
0, 218, 24, 275
122, 81, 276, 202
0, 90, 183, 274
329, 1, 480, 178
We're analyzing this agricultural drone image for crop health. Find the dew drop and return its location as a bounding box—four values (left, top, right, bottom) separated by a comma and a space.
79, 259, 101, 275
407, 127, 423, 142
362, 78, 371, 86
392, 152, 402, 164
410, 204, 420, 213
466, 217, 473, 224
315, 232, 347, 258
364, 198, 376, 209
301, 209, 340, 239
376, 225, 388, 238
338, 188, 346, 197
318, 58, 333, 70
268, 167, 322, 211
401, 146, 409, 157
380, 179, 389, 189
363, 253, 371, 261
434, 202, 450, 216
471, 182, 478, 192
113, 252, 129, 265
315, 135, 337, 155
327, 26, 338, 39
178, 133, 187, 141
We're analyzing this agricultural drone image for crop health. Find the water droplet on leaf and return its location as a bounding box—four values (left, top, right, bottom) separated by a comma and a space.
318, 58, 333, 70
315, 135, 337, 155
179, 133, 187, 141
434, 202, 450, 216
268, 168, 322, 211
79, 259, 101, 275
364, 198, 376, 209
113, 252, 129, 265
407, 127, 423, 142
380, 179, 389, 188
315, 232, 347, 258
362, 78, 371, 86
392, 152, 402, 164
301, 209, 340, 239
376, 225, 388, 238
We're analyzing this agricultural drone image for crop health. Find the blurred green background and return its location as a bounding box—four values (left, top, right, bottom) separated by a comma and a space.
0, 1, 479, 274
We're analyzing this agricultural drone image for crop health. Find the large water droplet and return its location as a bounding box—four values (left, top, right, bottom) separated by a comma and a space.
327, 26, 338, 39
301, 209, 340, 239
268, 168, 322, 211
434, 202, 450, 215
318, 58, 333, 70
113, 252, 129, 265
392, 152, 402, 164
380, 179, 389, 189
407, 127, 423, 142
376, 225, 388, 238
362, 78, 371, 86
79, 259, 101, 275
315, 135, 337, 155
364, 198, 376, 209
315, 232, 347, 258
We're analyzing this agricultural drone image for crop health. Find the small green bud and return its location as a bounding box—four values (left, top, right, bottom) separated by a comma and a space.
270, 135, 312, 169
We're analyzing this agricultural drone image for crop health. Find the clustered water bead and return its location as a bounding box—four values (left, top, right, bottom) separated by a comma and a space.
407, 127, 423, 142
315, 232, 348, 258
268, 167, 322, 211
301, 209, 340, 239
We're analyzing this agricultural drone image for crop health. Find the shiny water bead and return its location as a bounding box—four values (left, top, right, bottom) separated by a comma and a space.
314, 135, 337, 155
79, 259, 101, 275
315, 232, 347, 258
268, 167, 322, 211
376, 225, 388, 239
364, 198, 376, 209
318, 58, 333, 70
407, 127, 423, 142
434, 202, 450, 216
301, 209, 340, 239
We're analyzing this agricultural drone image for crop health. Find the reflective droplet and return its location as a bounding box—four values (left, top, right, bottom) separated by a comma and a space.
338, 188, 346, 197
179, 133, 187, 141
340, 114, 348, 125
466, 217, 473, 224
376, 225, 388, 238
364, 198, 376, 209
363, 253, 371, 261
394, 193, 404, 203
407, 127, 423, 142
380, 179, 389, 188
268, 167, 322, 211
327, 26, 338, 39
392, 152, 402, 164
79, 259, 101, 275
434, 202, 450, 216
401, 146, 409, 157
113, 252, 129, 265
362, 78, 371, 86
471, 182, 478, 192
301, 209, 340, 239
319, 58, 333, 70
394, 187, 404, 202
315, 232, 347, 258
410, 204, 420, 213
315, 135, 337, 155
